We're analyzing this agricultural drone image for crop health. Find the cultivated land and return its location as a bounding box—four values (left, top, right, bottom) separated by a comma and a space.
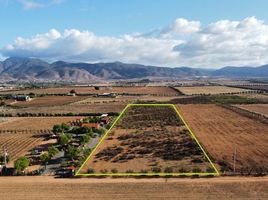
178, 104, 268, 174
0, 86, 179, 96
0, 117, 79, 162
9, 96, 87, 107
176, 86, 252, 95
0, 176, 268, 200
80, 105, 214, 175
235, 104, 268, 117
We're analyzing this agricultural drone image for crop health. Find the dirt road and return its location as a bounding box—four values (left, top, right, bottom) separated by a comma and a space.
0, 176, 268, 199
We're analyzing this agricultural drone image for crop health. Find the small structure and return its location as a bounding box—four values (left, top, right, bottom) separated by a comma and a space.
12, 95, 30, 101
67, 89, 76, 96
101, 114, 109, 125
97, 93, 117, 98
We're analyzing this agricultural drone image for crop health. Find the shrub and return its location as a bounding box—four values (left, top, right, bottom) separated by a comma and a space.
178, 167, 187, 173
151, 167, 161, 173
206, 167, 215, 173
164, 167, 173, 173
87, 168, 95, 174
48, 146, 59, 158
14, 157, 30, 172
40, 152, 50, 163
111, 168, 118, 173
126, 169, 134, 173
192, 167, 202, 173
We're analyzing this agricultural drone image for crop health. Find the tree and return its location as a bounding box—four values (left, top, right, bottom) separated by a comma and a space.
81, 134, 91, 144
59, 133, 72, 146
14, 157, 30, 172
40, 152, 50, 163
65, 145, 80, 160
48, 146, 59, 158
97, 128, 106, 136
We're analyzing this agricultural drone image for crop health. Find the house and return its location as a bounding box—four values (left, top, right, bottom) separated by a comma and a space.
101, 114, 109, 125
67, 89, 76, 96
82, 123, 100, 130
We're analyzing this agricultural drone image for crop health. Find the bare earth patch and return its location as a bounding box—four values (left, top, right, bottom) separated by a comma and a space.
177, 104, 268, 174
80, 105, 213, 174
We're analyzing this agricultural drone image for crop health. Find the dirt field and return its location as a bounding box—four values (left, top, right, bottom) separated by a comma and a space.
0, 86, 179, 96
0, 117, 79, 161
234, 104, 268, 117
0, 176, 268, 200
80, 105, 213, 174
0, 117, 80, 131
178, 104, 268, 174
9, 96, 87, 107
176, 86, 252, 95
236, 93, 268, 102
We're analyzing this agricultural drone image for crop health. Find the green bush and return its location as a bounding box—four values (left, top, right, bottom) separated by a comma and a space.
14, 157, 30, 172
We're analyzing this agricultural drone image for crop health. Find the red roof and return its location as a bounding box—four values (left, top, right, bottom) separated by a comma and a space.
82, 123, 100, 129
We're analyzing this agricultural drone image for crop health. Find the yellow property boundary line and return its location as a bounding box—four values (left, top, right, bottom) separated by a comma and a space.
75, 104, 220, 177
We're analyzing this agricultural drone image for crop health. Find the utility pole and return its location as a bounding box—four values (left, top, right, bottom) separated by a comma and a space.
233, 144, 237, 174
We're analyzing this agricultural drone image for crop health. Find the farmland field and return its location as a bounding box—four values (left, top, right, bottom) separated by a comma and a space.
175, 86, 252, 95
177, 104, 268, 174
79, 105, 215, 175
234, 104, 268, 117
0, 86, 180, 96
0, 117, 79, 162
9, 96, 87, 107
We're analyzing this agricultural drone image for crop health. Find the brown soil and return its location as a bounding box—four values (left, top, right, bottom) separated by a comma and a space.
0, 86, 179, 96
0, 176, 268, 200
235, 104, 268, 117
176, 86, 251, 95
177, 104, 268, 174
10, 96, 87, 107
81, 106, 212, 174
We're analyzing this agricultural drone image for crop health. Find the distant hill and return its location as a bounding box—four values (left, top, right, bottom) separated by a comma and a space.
0, 57, 267, 82
211, 65, 268, 78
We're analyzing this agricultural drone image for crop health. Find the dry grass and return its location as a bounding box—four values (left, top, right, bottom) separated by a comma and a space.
0, 176, 268, 200
234, 104, 268, 117
176, 86, 252, 95
81, 106, 212, 174
178, 104, 268, 174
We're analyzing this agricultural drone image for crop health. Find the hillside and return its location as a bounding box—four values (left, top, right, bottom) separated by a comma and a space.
0, 57, 267, 82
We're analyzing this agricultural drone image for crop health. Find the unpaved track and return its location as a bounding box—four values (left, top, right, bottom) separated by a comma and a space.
0, 176, 268, 199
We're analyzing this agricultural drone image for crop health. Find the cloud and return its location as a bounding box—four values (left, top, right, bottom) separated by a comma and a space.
2, 17, 268, 68
18, 0, 63, 10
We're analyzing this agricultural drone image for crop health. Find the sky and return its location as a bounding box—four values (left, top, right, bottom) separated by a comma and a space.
1, 0, 268, 68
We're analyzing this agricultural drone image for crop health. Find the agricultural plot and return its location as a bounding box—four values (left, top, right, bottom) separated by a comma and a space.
0, 86, 180, 96
78, 104, 218, 176
234, 104, 268, 117
178, 104, 268, 175
10, 96, 87, 107
176, 86, 252, 95
0, 117, 79, 162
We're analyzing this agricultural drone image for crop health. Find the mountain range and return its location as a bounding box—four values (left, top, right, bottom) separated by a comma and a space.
0, 57, 267, 82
